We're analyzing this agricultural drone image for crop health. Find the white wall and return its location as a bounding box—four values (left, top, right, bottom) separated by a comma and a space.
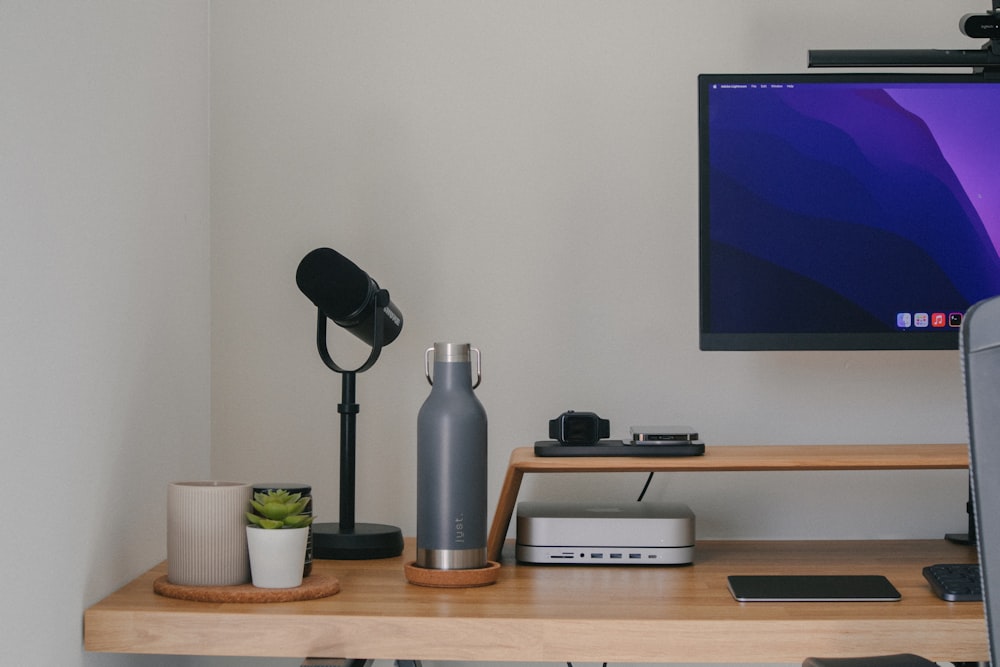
210, 0, 978, 555
0, 2, 211, 666
0, 2, 989, 667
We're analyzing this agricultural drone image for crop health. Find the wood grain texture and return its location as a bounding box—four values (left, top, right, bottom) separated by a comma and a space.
85, 537, 986, 663
511, 444, 969, 472
487, 444, 969, 560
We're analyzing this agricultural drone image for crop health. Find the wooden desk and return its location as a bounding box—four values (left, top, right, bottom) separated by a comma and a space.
84, 538, 986, 663
488, 444, 970, 561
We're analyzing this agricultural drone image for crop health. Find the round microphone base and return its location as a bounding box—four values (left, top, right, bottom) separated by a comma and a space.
312, 522, 404, 560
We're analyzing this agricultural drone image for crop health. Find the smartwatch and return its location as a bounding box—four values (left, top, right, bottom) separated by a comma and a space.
548, 410, 610, 445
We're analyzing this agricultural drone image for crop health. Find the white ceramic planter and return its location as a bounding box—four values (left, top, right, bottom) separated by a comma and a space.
246, 526, 310, 588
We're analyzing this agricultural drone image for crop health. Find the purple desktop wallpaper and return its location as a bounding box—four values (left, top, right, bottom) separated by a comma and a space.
705, 80, 1000, 336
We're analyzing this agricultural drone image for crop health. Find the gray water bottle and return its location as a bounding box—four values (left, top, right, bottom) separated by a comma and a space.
416, 342, 487, 570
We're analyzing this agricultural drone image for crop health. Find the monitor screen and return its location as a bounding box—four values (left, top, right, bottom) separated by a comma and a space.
699, 73, 1000, 350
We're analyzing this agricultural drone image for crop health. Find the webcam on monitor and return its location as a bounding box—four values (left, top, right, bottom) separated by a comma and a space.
808, 1, 1000, 76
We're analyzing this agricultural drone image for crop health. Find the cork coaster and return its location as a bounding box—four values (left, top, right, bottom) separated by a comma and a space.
403, 560, 501, 588
153, 573, 340, 603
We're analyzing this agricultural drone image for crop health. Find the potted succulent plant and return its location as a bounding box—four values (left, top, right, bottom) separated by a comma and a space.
245, 489, 314, 588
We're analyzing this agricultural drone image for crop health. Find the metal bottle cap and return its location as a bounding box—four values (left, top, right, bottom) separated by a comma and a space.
425, 343, 481, 388
433, 342, 471, 362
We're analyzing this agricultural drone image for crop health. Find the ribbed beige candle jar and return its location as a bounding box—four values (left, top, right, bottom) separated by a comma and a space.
167, 481, 253, 586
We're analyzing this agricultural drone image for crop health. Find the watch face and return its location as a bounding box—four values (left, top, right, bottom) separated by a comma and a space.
563, 416, 599, 444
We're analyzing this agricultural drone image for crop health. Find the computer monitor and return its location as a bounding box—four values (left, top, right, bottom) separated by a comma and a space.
699, 73, 1000, 351
963, 295, 1000, 663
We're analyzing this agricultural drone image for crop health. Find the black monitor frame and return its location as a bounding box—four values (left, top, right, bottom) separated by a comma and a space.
698, 72, 1000, 351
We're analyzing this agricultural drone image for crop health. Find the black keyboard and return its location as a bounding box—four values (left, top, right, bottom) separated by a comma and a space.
923, 563, 982, 601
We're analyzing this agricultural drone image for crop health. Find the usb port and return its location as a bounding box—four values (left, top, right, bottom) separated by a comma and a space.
629, 553, 642, 559
610, 553, 623, 559
591, 553, 603, 559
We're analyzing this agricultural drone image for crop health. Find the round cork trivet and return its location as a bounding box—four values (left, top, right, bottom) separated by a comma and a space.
403, 560, 501, 588
153, 573, 340, 603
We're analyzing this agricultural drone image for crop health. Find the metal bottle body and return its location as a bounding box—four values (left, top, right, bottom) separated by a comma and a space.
416, 343, 487, 569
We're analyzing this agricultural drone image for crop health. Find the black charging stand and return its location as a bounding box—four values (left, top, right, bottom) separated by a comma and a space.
310, 289, 404, 560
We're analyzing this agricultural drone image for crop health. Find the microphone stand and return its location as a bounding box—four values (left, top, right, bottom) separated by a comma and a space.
311, 288, 403, 559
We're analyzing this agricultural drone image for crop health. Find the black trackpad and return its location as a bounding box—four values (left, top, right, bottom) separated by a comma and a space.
728, 575, 901, 602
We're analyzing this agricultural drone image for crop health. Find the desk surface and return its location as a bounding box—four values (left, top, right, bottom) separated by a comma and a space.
85, 538, 986, 663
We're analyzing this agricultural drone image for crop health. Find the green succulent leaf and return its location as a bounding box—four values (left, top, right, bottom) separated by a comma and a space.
247, 489, 312, 528
258, 501, 292, 521
283, 514, 314, 528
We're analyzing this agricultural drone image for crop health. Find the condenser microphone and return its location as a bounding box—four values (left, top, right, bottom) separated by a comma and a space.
296, 247, 403, 347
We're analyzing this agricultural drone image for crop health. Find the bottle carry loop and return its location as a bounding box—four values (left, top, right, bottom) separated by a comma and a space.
424, 346, 482, 389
